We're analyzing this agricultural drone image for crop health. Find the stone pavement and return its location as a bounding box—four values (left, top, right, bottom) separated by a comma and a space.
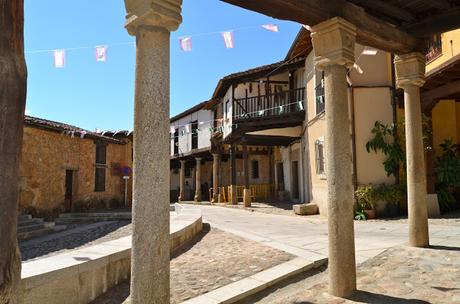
90, 225, 293, 304
184, 205, 460, 263
20, 221, 131, 261
239, 245, 460, 303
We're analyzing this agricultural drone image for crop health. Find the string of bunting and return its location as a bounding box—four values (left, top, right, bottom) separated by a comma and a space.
169, 99, 304, 140
26, 24, 280, 68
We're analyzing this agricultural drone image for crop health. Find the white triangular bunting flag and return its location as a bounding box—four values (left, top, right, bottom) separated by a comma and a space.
179, 36, 192, 52
95, 46, 107, 62
221, 31, 234, 49
262, 24, 279, 32
54, 49, 65, 68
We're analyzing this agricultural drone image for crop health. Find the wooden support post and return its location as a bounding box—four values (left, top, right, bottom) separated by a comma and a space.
243, 143, 251, 207
230, 144, 238, 205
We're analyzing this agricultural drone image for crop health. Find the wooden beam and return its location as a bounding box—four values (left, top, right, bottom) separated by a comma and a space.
221, 0, 421, 53
401, 7, 460, 38
349, 0, 415, 22
421, 79, 460, 111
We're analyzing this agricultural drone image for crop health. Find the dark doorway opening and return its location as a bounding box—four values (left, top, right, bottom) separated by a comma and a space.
292, 161, 299, 199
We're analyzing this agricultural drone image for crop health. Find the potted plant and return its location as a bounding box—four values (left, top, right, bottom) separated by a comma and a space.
355, 185, 377, 219
377, 184, 402, 217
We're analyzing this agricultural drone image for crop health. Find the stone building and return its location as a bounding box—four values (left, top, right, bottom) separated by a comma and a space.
19, 116, 133, 217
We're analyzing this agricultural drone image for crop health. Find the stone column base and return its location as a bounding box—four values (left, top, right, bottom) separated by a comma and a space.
243, 189, 252, 207
211, 194, 218, 204
194, 194, 202, 203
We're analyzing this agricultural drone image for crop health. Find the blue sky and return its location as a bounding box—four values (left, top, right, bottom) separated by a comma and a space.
24, 0, 300, 131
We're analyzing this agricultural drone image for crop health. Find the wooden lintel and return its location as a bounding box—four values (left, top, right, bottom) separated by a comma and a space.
221, 0, 421, 53
349, 0, 415, 22
422, 79, 460, 111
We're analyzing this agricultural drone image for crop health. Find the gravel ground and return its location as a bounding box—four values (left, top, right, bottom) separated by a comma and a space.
90, 225, 294, 304
20, 221, 132, 261
239, 245, 460, 304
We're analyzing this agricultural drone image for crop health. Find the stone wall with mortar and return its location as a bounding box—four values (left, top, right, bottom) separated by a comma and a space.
19, 126, 132, 216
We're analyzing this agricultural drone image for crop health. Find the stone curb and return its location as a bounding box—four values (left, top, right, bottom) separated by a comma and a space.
19, 205, 202, 304
181, 257, 327, 304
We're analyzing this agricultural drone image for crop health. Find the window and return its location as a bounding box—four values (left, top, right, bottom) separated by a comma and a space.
252, 160, 259, 179
94, 142, 107, 192
191, 120, 198, 150
174, 129, 179, 155
315, 140, 325, 176
315, 71, 325, 115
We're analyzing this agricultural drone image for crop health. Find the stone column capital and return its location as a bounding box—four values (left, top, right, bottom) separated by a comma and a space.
124, 0, 183, 35
195, 157, 202, 162
310, 17, 357, 71
179, 159, 186, 165
394, 53, 426, 88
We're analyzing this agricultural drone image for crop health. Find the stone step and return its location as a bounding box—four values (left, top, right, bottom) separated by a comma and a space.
59, 212, 132, 219
56, 212, 132, 224
18, 223, 48, 233
18, 218, 44, 227
18, 225, 66, 241
18, 214, 32, 222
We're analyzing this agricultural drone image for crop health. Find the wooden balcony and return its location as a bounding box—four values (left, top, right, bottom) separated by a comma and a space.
233, 87, 305, 122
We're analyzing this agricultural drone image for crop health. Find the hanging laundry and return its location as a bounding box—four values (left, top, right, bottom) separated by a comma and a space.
179, 36, 192, 52
262, 24, 279, 32
54, 49, 65, 68
221, 31, 234, 49
95, 46, 107, 62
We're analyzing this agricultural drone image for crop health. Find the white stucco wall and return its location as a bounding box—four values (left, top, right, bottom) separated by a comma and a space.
170, 109, 213, 156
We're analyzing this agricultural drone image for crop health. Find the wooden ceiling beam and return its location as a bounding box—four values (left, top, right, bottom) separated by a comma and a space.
221, 0, 421, 53
401, 7, 460, 38
422, 79, 460, 110
348, 0, 415, 22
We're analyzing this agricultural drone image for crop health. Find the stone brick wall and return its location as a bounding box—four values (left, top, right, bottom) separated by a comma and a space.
19, 126, 132, 217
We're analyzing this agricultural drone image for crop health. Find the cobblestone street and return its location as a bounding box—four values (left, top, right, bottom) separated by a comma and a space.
90, 225, 293, 304
20, 221, 132, 261
239, 245, 460, 304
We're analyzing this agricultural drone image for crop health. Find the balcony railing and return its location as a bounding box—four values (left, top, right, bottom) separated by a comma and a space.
426, 34, 442, 62
233, 87, 305, 121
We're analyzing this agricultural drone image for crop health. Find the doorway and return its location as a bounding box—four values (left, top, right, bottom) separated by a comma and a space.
276, 162, 285, 191
65, 170, 74, 212
291, 161, 299, 200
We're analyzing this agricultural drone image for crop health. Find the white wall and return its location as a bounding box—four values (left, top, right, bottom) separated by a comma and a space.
170, 109, 213, 156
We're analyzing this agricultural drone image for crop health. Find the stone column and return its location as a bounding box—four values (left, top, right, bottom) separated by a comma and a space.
178, 160, 186, 201
243, 143, 252, 207
194, 157, 202, 202
212, 153, 220, 203
311, 17, 357, 298
394, 53, 429, 247
123, 1, 182, 303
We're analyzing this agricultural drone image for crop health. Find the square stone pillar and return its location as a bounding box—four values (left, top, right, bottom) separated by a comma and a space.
123, 1, 182, 303
211, 153, 220, 203
311, 17, 357, 298
194, 157, 202, 202
394, 53, 429, 247
178, 160, 186, 202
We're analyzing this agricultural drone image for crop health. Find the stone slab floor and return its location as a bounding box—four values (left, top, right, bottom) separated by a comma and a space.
90, 225, 293, 304
238, 245, 460, 304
